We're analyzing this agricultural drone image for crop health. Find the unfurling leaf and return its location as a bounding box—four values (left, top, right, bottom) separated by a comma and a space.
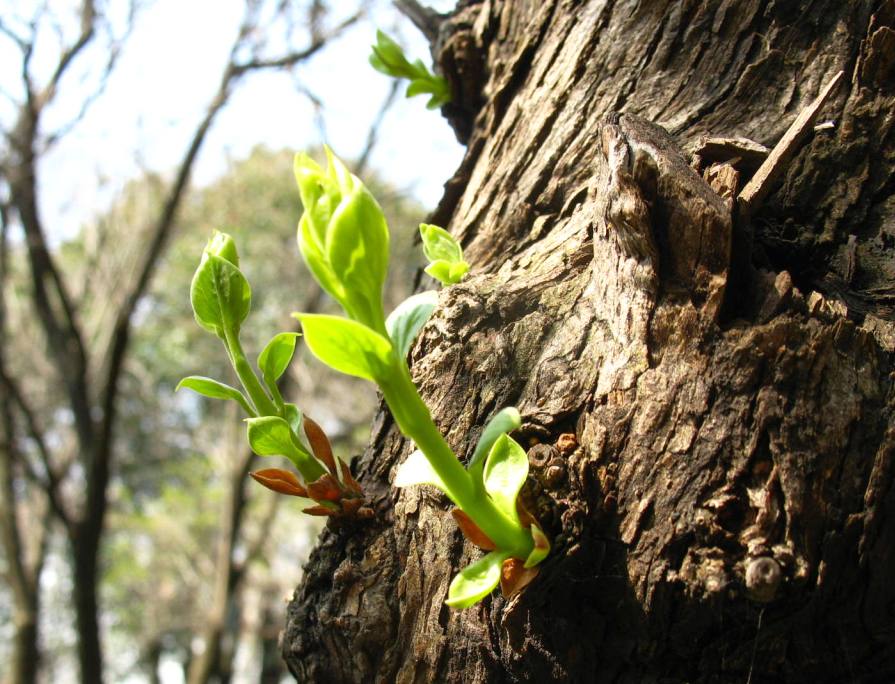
499, 558, 539, 599
306, 474, 342, 502
302, 416, 338, 477
283, 403, 303, 437
294, 150, 389, 331
258, 332, 300, 389
250, 469, 308, 498
303, 504, 338, 517
190, 233, 251, 336
420, 223, 463, 263
525, 523, 551, 568
293, 313, 393, 382
339, 459, 363, 495
451, 508, 496, 551
469, 407, 522, 473
370, 31, 451, 108
482, 434, 528, 526
176, 376, 254, 416
445, 550, 510, 608
386, 291, 438, 358
394, 449, 447, 493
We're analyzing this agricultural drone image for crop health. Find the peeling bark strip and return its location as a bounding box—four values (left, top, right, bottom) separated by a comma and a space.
284, 1, 895, 682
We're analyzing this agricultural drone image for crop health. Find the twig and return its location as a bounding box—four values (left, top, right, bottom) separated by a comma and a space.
738, 70, 844, 216
355, 79, 401, 177
394, 0, 443, 44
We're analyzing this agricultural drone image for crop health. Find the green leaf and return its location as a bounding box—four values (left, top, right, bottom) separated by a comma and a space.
176, 376, 254, 416
293, 313, 393, 382
449, 261, 470, 282
245, 416, 310, 462
469, 407, 522, 473
370, 30, 416, 79
394, 449, 447, 493
206, 230, 240, 266
424, 260, 454, 285
445, 551, 510, 608
369, 30, 451, 105
326, 183, 390, 330
406, 79, 430, 98
258, 332, 300, 387
386, 291, 438, 359
420, 223, 463, 263
283, 403, 303, 437
420, 224, 468, 285
190, 252, 251, 336
297, 214, 346, 306
482, 434, 528, 526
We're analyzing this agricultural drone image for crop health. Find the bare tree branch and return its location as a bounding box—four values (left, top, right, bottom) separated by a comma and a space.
43, 3, 138, 151
231, 10, 363, 74
0, 17, 30, 52
356, 78, 401, 177
37, 0, 98, 109
393, 0, 443, 44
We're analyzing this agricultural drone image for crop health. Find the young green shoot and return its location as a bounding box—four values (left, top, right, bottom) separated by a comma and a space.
177, 232, 365, 517
369, 30, 451, 110
292, 149, 550, 607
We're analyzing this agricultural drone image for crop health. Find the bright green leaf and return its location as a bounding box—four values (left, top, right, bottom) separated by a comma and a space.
370, 30, 451, 106
449, 261, 470, 282
245, 416, 310, 461
176, 376, 254, 416
283, 403, 303, 437
394, 449, 447, 493
326, 183, 390, 330
482, 434, 528, 526
420, 223, 463, 263
297, 214, 346, 306
386, 291, 438, 359
190, 252, 251, 336
258, 332, 300, 387
205, 230, 239, 266
469, 407, 522, 473
293, 313, 393, 382
445, 550, 510, 608
424, 260, 454, 286
406, 79, 429, 98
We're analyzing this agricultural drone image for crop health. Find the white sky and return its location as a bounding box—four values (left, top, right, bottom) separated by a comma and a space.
1, 0, 463, 240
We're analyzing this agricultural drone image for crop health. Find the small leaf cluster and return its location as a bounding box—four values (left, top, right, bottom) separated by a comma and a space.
369, 30, 451, 110
420, 223, 469, 285
178, 232, 365, 517
292, 150, 550, 607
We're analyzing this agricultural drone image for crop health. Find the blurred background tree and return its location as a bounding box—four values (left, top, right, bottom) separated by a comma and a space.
0, 0, 452, 682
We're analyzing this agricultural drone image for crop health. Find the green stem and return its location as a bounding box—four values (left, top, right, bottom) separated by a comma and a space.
290, 447, 328, 484
380, 362, 533, 558
224, 328, 278, 417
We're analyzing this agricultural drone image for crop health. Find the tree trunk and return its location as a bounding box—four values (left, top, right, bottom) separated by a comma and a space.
283, 1, 895, 681
72, 526, 104, 684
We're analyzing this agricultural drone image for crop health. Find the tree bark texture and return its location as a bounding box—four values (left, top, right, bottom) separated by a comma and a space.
284, 1, 895, 682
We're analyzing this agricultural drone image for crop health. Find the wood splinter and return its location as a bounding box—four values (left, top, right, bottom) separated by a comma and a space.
738, 70, 844, 217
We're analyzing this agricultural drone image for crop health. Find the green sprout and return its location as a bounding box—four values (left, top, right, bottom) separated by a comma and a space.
292, 150, 550, 607
369, 30, 451, 109
177, 232, 365, 517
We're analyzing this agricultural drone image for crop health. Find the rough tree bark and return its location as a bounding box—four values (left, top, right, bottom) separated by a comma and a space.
284, 1, 895, 681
